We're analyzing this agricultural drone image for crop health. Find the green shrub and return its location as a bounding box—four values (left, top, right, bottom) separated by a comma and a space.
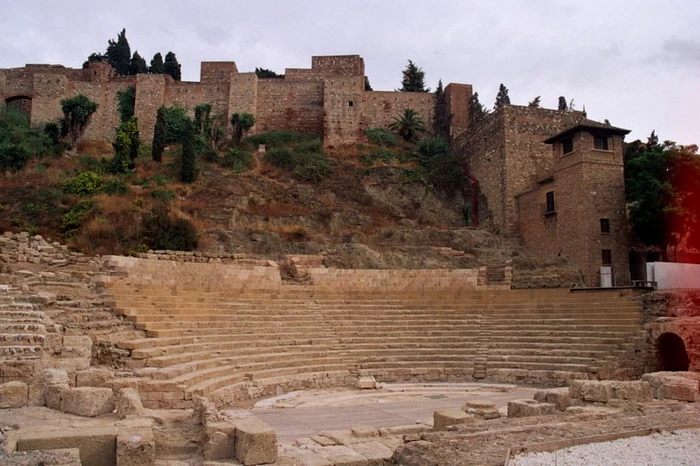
78, 155, 106, 173
150, 189, 176, 203
60, 200, 93, 234
293, 139, 323, 154
247, 131, 319, 149
0, 144, 31, 172
263, 148, 296, 170
202, 148, 219, 163
292, 151, 330, 182
371, 148, 394, 164
116, 86, 136, 124
162, 106, 189, 144
415, 137, 464, 195
365, 127, 398, 147
152, 174, 169, 186
102, 178, 129, 195
141, 207, 198, 251
221, 148, 253, 172
63, 171, 103, 196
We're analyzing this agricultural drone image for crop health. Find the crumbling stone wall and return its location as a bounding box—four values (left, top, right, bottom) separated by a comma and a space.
256, 79, 324, 134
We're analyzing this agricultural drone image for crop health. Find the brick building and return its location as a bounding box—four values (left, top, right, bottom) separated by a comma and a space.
454, 107, 631, 286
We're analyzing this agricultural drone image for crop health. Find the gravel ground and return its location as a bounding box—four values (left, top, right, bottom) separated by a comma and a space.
511, 428, 700, 466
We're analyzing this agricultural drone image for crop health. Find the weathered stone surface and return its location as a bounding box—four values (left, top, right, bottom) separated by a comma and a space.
433, 409, 476, 431
17, 427, 117, 466
116, 388, 146, 419
193, 395, 219, 425
357, 376, 377, 389
204, 430, 235, 461
462, 400, 500, 419
533, 387, 571, 411
610, 381, 653, 402
76, 367, 113, 388
117, 431, 155, 466
60, 387, 115, 417
659, 377, 699, 402
0, 448, 81, 466
351, 441, 395, 462
0, 381, 28, 408
507, 399, 556, 418
44, 368, 70, 386
570, 380, 613, 402
234, 417, 278, 465
351, 425, 379, 438
45, 384, 69, 410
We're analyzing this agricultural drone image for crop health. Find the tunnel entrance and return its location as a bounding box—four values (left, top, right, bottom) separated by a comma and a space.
656, 332, 690, 371
5, 95, 32, 116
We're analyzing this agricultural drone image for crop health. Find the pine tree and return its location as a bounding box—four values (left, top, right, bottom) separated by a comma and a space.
164, 52, 182, 81
180, 119, 196, 183
468, 92, 486, 122
128, 51, 148, 75
255, 68, 282, 78
527, 96, 541, 108
149, 53, 164, 74
432, 80, 452, 139
558, 96, 568, 111
399, 60, 429, 92
494, 84, 511, 110
106, 29, 131, 76
152, 107, 166, 162
82, 52, 106, 69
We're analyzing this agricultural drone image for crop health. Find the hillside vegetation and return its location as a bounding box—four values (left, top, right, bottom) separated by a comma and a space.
0, 106, 576, 272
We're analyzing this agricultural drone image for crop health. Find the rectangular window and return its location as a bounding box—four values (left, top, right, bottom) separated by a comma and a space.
602, 249, 612, 265
348, 100, 354, 107
562, 138, 574, 154
594, 136, 609, 150
545, 191, 555, 213
600, 218, 610, 234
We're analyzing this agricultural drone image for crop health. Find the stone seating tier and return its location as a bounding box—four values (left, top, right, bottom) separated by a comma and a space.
102, 274, 645, 409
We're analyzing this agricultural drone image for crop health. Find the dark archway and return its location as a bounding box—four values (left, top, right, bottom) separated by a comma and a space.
5, 95, 32, 116
656, 332, 690, 371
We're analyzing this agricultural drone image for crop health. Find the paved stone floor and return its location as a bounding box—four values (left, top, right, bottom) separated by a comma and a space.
251, 383, 539, 442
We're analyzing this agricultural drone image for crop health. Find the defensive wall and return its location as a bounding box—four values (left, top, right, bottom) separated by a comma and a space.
0, 55, 472, 147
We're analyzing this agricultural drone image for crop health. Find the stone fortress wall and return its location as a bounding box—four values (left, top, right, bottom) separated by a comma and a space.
0, 55, 472, 147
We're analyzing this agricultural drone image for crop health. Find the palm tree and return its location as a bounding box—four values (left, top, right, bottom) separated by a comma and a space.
389, 108, 427, 142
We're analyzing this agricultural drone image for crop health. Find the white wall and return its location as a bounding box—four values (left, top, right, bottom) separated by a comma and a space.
647, 262, 700, 289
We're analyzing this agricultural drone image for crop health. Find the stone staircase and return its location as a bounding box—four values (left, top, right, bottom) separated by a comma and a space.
102, 274, 645, 409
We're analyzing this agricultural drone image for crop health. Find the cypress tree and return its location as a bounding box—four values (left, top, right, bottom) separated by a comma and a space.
152, 107, 166, 162
128, 51, 148, 75
180, 119, 196, 183
468, 92, 486, 123
164, 52, 182, 81
432, 80, 452, 139
149, 53, 164, 74
494, 83, 511, 110
558, 96, 568, 111
528, 96, 541, 108
106, 29, 131, 76
399, 60, 429, 92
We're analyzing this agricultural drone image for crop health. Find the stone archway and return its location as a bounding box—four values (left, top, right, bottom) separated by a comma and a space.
655, 332, 690, 371
5, 95, 33, 116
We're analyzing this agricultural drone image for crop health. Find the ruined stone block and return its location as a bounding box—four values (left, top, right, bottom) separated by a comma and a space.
76, 368, 113, 388
462, 400, 500, 419
660, 377, 699, 402
570, 380, 613, 402
45, 384, 69, 410
117, 431, 155, 466
234, 417, 278, 465
0, 381, 28, 408
357, 376, 377, 389
351, 425, 379, 438
533, 387, 571, 411
507, 399, 556, 418
60, 387, 115, 417
116, 388, 146, 419
642, 372, 700, 400
433, 409, 476, 431
610, 381, 653, 402
204, 430, 235, 461
44, 368, 70, 386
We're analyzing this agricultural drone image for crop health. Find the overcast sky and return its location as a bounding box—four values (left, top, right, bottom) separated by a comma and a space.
2, 0, 699, 144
